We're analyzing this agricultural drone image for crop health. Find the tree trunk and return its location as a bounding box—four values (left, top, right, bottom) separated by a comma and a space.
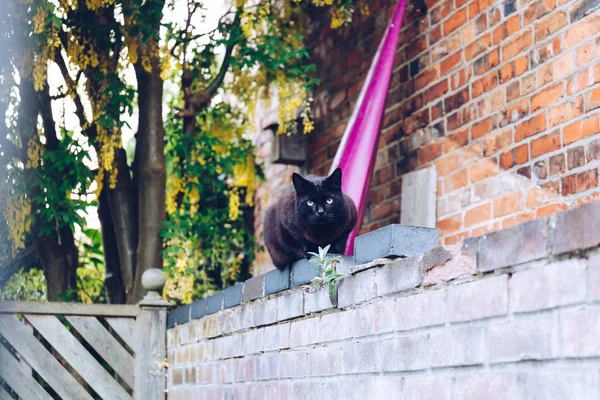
98, 188, 126, 304
106, 148, 138, 297
131, 65, 166, 303
31, 85, 79, 301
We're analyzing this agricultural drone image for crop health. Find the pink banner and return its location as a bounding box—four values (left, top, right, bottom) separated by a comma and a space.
329, 0, 408, 255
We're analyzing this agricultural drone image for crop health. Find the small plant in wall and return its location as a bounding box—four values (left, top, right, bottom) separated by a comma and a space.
309, 245, 343, 303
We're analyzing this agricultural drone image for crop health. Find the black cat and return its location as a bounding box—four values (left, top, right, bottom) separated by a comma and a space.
263, 167, 357, 270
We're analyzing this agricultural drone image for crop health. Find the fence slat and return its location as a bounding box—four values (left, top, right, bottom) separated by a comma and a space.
105, 317, 136, 350
0, 301, 138, 316
0, 314, 93, 400
0, 344, 52, 400
0, 384, 13, 400
25, 314, 131, 400
66, 316, 134, 388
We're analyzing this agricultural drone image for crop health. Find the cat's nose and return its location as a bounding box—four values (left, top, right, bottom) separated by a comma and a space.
316, 206, 326, 215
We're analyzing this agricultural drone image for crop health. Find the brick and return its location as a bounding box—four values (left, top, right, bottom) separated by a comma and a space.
447, 275, 508, 322
500, 144, 529, 169
465, 34, 492, 61
565, 14, 600, 48
353, 299, 396, 337
506, 81, 520, 102
265, 266, 290, 295
531, 83, 563, 113
435, 153, 460, 176
290, 258, 320, 287
567, 146, 585, 170
483, 129, 512, 157
563, 114, 599, 145
242, 328, 264, 355
440, 50, 462, 74
479, 218, 548, 271
552, 201, 600, 254
515, 113, 547, 142
418, 141, 443, 164
337, 268, 377, 308
206, 292, 223, 315
243, 275, 265, 302
553, 52, 574, 80
253, 297, 277, 326
493, 15, 520, 44
444, 8, 467, 35
590, 251, 600, 301
353, 224, 439, 264
276, 290, 303, 321
263, 323, 289, 352
469, 159, 498, 183
562, 169, 599, 195
454, 373, 518, 400
223, 284, 243, 309
531, 132, 561, 158
502, 30, 532, 61
561, 306, 600, 357
471, 117, 494, 139
519, 370, 599, 400
534, 11, 568, 42
289, 317, 319, 348
437, 213, 463, 235
303, 285, 335, 314
430, 325, 485, 367
167, 309, 177, 329
510, 259, 587, 312
342, 340, 381, 374
464, 202, 492, 227
488, 314, 559, 363
375, 257, 423, 297
380, 334, 432, 372
472, 71, 499, 98
395, 290, 446, 331
190, 298, 207, 320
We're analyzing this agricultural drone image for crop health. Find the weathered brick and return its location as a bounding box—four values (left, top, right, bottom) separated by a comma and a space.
562, 169, 599, 195
289, 317, 319, 348
561, 306, 600, 357
223, 284, 243, 309
448, 275, 508, 322
515, 113, 547, 142
337, 268, 377, 309
242, 328, 264, 355
307, 344, 343, 377
342, 340, 381, 374
430, 325, 486, 367
479, 218, 548, 271
374, 256, 423, 297
263, 323, 290, 352
253, 297, 277, 326
396, 289, 446, 331
276, 290, 303, 321
453, 373, 518, 400
488, 314, 559, 363
464, 202, 492, 227
510, 259, 587, 312
551, 201, 600, 255
353, 299, 396, 337
531, 132, 561, 158
304, 284, 335, 314
380, 334, 432, 372
265, 266, 290, 295
243, 275, 265, 302
518, 370, 599, 400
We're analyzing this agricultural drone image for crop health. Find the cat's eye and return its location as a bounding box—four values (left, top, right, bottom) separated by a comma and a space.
325, 198, 334, 205
306, 200, 315, 207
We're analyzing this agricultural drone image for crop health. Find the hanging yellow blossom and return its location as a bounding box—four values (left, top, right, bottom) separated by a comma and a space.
228, 189, 240, 221
3, 195, 32, 256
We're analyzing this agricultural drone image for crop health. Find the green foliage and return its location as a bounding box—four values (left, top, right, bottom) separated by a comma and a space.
29, 133, 94, 237
161, 103, 260, 303
309, 245, 343, 296
0, 268, 47, 302
76, 228, 106, 304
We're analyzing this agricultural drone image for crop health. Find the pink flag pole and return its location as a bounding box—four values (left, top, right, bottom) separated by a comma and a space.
329, 0, 408, 255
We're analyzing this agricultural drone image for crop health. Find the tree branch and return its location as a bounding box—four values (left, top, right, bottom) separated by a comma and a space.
54, 49, 88, 128
186, 11, 241, 110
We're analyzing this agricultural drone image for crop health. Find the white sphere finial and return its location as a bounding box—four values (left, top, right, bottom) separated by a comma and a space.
142, 268, 166, 293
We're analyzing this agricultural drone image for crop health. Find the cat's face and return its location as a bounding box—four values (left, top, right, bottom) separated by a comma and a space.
292, 168, 346, 226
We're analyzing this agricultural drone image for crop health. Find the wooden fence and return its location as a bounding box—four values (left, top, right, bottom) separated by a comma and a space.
0, 269, 169, 400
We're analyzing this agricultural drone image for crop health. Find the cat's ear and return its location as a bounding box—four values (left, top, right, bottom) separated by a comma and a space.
324, 167, 342, 190
292, 173, 312, 194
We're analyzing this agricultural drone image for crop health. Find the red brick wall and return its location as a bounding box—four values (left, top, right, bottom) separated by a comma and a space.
303, 0, 600, 244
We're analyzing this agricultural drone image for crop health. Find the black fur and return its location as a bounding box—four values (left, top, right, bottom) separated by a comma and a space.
263, 168, 357, 270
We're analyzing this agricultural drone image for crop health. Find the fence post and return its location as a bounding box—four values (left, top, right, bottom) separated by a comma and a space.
135, 269, 170, 400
